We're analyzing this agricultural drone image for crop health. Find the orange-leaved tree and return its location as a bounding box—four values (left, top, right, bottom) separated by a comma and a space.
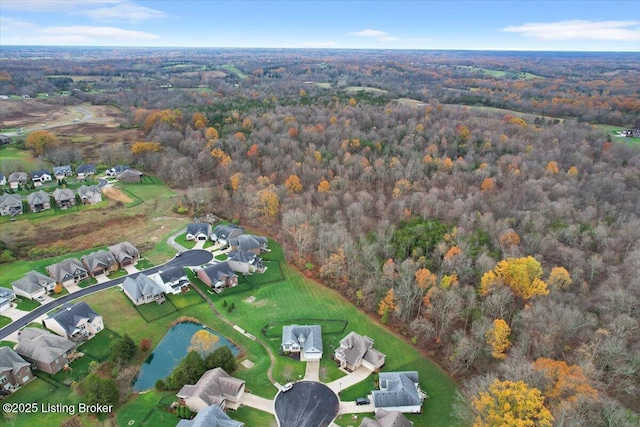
472, 379, 553, 427
532, 358, 597, 410
378, 289, 397, 324
25, 130, 58, 156
284, 174, 302, 193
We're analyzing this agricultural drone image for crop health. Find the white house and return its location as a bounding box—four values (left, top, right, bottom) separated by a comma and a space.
11, 270, 56, 300
122, 273, 166, 305
43, 302, 103, 342
152, 267, 190, 295
186, 223, 211, 241
176, 368, 245, 413
281, 324, 323, 361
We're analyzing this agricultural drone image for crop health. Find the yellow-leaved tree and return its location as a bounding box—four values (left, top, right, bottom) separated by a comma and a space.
486, 318, 511, 360
188, 330, 220, 358
472, 379, 553, 427
547, 266, 572, 290
378, 289, 397, 324
480, 256, 549, 301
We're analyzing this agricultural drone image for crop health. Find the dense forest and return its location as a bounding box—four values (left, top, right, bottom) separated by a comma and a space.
1, 47, 639, 426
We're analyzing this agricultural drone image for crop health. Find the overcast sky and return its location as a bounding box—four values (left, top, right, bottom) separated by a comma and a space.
1, 0, 639, 51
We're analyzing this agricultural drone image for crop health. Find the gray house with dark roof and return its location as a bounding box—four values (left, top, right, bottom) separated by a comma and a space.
46, 258, 88, 287
211, 224, 244, 245
76, 164, 96, 179
0, 193, 23, 216
27, 190, 51, 212
117, 168, 143, 182
15, 328, 76, 374
186, 223, 211, 241
11, 270, 56, 300
77, 185, 102, 204
52, 188, 76, 209
175, 404, 244, 427
281, 324, 323, 361
371, 371, 426, 413
229, 234, 268, 254
53, 165, 72, 181
197, 262, 238, 292
360, 409, 413, 427
177, 367, 246, 413
122, 273, 165, 305
108, 241, 139, 267
335, 331, 386, 372
227, 250, 265, 274
0, 346, 33, 392
7, 172, 27, 189
43, 302, 103, 342
81, 250, 118, 277
106, 165, 128, 177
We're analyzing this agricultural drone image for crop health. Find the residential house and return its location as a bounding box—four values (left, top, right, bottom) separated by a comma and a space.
15, 328, 76, 374
116, 168, 143, 182
197, 262, 238, 292
46, 258, 88, 287
211, 224, 244, 246
105, 165, 129, 178
7, 172, 27, 189
108, 241, 140, 267
227, 250, 265, 274
77, 185, 102, 204
52, 165, 72, 182
0, 347, 33, 392
0, 173, 6, 186
0, 193, 23, 216
30, 169, 52, 185
360, 409, 413, 427
0, 134, 12, 145
0, 288, 16, 312
229, 234, 268, 255
154, 267, 190, 295
11, 270, 56, 300
177, 367, 246, 413
186, 223, 211, 241
175, 404, 244, 427
281, 324, 323, 361
122, 273, 166, 305
76, 164, 96, 179
371, 371, 426, 413
335, 332, 386, 372
81, 250, 118, 277
43, 302, 103, 342
52, 188, 76, 209
26, 190, 51, 213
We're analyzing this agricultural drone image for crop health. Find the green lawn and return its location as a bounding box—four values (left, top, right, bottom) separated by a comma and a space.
51, 353, 99, 385
117, 390, 179, 427
0, 340, 16, 348
220, 64, 248, 79
119, 176, 175, 202
0, 146, 48, 170
345, 86, 388, 94
78, 328, 121, 360
133, 298, 178, 322
340, 373, 375, 400
232, 405, 276, 426
595, 124, 640, 146
174, 234, 196, 249
107, 268, 128, 279
335, 413, 369, 427
135, 258, 155, 270
15, 297, 41, 311
167, 289, 205, 310
0, 315, 12, 328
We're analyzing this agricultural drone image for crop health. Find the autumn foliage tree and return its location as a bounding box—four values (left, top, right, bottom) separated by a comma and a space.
547, 266, 572, 290
480, 256, 549, 301
25, 130, 58, 156
378, 288, 397, 324
532, 358, 597, 411
188, 330, 220, 358
131, 141, 163, 155
486, 318, 511, 360
284, 174, 302, 193
472, 379, 553, 427
317, 179, 330, 192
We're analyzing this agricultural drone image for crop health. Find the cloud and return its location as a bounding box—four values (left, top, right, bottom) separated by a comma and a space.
502, 20, 640, 41
349, 29, 398, 42
297, 41, 338, 48
1, 0, 165, 22
41, 26, 160, 40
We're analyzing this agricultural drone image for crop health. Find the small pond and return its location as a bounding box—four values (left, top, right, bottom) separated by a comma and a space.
132, 321, 239, 391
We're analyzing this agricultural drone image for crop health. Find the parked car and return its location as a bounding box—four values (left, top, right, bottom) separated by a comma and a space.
281, 382, 294, 393
36, 295, 45, 302
356, 397, 370, 405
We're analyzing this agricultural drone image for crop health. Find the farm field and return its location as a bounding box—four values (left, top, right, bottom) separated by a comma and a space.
344, 86, 388, 94
220, 64, 248, 79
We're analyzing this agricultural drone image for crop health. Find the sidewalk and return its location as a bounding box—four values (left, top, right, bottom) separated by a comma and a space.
325, 366, 372, 394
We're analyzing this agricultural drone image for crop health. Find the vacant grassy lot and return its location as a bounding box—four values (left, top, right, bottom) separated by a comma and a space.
0, 146, 48, 170
116, 389, 179, 427
345, 86, 388, 94
220, 64, 248, 79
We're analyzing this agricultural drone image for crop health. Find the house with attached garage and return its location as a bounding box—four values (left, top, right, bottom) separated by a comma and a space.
211, 224, 244, 246
77, 185, 102, 205
46, 258, 88, 287
0, 347, 34, 393
175, 404, 244, 427
26, 190, 51, 213
122, 273, 166, 305
0, 193, 23, 216
335, 331, 386, 372
52, 188, 76, 209
30, 169, 52, 185
116, 168, 143, 183
360, 409, 413, 427
0, 288, 16, 312
186, 223, 211, 241
229, 234, 268, 254
11, 270, 56, 300
15, 328, 76, 375
105, 165, 129, 178
52, 165, 72, 182
81, 250, 118, 277
227, 250, 265, 274
75, 164, 96, 179
7, 172, 27, 189
108, 241, 140, 267
197, 262, 238, 292
177, 367, 246, 413
371, 371, 426, 414
43, 302, 103, 342
153, 267, 190, 295
281, 324, 323, 361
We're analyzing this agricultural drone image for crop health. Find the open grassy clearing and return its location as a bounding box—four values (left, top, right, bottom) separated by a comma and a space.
116, 389, 179, 427
220, 64, 248, 79
442, 103, 563, 124
457, 65, 544, 79
0, 146, 49, 170
594, 124, 640, 146
315, 82, 332, 88
344, 86, 388, 94
46, 75, 127, 82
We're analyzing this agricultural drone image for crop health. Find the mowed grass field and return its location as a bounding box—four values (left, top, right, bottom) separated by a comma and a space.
595, 124, 640, 146
0, 145, 48, 170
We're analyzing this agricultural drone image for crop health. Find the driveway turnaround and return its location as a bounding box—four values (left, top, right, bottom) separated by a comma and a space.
275, 381, 339, 427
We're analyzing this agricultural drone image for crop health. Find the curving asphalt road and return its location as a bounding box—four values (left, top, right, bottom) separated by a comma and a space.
0, 249, 213, 340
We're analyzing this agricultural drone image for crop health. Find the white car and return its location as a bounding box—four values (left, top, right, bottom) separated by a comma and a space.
281, 382, 294, 393
36, 295, 45, 302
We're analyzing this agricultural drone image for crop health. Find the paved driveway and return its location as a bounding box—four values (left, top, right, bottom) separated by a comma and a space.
325, 366, 372, 394
304, 360, 320, 381
275, 381, 339, 427
237, 392, 275, 414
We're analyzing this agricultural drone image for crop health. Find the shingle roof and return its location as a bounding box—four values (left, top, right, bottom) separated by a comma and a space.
0, 346, 30, 375
360, 409, 413, 427
81, 250, 116, 272
30, 169, 51, 179
12, 270, 55, 295
200, 262, 237, 284
159, 267, 187, 283
336, 332, 376, 366
372, 372, 422, 409
0, 193, 22, 208
46, 258, 87, 283
282, 325, 323, 355
52, 188, 75, 202
116, 169, 143, 180
122, 273, 164, 301
212, 224, 243, 241
176, 404, 244, 427
177, 368, 245, 408
8, 172, 27, 183
187, 223, 210, 237
15, 328, 75, 364
27, 190, 49, 205
108, 242, 139, 263
76, 164, 95, 174
0, 288, 15, 306
46, 302, 101, 336
229, 234, 267, 251
78, 185, 100, 198
53, 165, 72, 176
227, 250, 259, 264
